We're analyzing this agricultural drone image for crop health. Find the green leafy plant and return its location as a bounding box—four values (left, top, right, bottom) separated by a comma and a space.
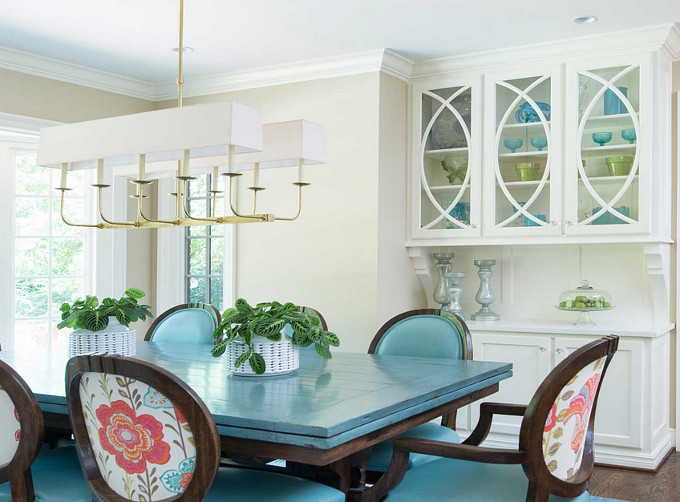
57, 288, 153, 332
211, 299, 340, 375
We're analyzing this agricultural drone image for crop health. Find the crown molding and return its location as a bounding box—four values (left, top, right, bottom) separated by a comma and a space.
411, 23, 679, 78
0, 112, 60, 148
0, 44, 156, 101
0, 23, 676, 102
153, 49, 396, 100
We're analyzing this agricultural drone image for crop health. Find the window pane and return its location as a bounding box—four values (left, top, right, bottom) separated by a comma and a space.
15, 197, 49, 235
15, 238, 49, 277
188, 225, 206, 237
52, 239, 84, 276
62, 169, 90, 195
189, 199, 207, 218
14, 320, 49, 352
188, 277, 207, 304
52, 198, 85, 237
50, 322, 70, 348
16, 157, 49, 196
210, 278, 223, 310
210, 237, 224, 274
51, 278, 84, 316
210, 223, 224, 236
189, 238, 207, 275
15, 279, 48, 318
188, 175, 208, 198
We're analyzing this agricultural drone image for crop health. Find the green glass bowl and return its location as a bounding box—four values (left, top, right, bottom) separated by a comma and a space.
605, 156, 633, 176
515, 162, 540, 182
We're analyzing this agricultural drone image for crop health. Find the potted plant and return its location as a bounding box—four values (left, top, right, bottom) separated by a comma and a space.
211, 299, 340, 376
58, 288, 153, 357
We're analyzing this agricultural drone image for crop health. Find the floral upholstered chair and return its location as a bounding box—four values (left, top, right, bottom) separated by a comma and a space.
145, 303, 220, 344
66, 354, 345, 502
0, 359, 90, 502
361, 335, 619, 502
365, 309, 473, 476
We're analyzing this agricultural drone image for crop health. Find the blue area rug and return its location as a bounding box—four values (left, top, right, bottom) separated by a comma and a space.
592, 497, 630, 502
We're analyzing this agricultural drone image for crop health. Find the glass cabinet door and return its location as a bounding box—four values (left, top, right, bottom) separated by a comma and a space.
566, 61, 649, 235
484, 68, 561, 235
412, 78, 480, 238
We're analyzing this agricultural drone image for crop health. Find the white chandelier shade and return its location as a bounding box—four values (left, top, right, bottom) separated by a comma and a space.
37, 101, 262, 172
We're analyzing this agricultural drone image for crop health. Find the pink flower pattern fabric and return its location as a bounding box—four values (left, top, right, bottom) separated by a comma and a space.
80, 372, 197, 500
542, 357, 606, 480
0, 387, 21, 468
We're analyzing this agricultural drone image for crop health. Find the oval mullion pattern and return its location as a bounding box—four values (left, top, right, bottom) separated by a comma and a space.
576, 65, 639, 226
420, 87, 472, 230
494, 76, 552, 228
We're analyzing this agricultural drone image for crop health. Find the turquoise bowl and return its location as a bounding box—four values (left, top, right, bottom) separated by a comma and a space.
530, 137, 548, 151
621, 129, 636, 144
592, 132, 613, 147
503, 139, 523, 153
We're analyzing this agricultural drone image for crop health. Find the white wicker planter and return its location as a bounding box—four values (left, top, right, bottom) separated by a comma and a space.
68, 317, 136, 357
225, 334, 299, 377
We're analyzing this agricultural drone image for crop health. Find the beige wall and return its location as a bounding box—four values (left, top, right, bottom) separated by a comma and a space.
0, 68, 156, 334
671, 61, 680, 429
156, 72, 420, 352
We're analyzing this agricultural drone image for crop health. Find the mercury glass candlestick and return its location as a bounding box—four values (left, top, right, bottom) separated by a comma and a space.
471, 260, 499, 321
443, 272, 465, 319
433, 253, 454, 309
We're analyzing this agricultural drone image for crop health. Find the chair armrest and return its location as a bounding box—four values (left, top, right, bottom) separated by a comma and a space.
463, 402, 528, 446
361, 437, 525, 502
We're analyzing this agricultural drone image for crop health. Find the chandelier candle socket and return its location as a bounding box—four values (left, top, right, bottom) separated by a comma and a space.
36, 0, 326, 231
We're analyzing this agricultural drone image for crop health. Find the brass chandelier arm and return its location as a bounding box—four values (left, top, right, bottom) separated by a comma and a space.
97, 187, 137, 227
57, 190, 100, 228
226, 174, 269, 221
133, 182, 178, 226
181, 178, 221, 223
273, 183, 309, 222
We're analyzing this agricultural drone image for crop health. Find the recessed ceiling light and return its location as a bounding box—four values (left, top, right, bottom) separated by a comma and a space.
172, 46, 194, 53
572, 15, 598, 25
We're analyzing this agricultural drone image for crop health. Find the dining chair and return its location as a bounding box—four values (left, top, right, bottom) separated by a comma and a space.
365, 309, 472, 475
362, 335, 620, 502
65, 353, 345, 502
299, 306, 328, 330
145, 303, 221, 344
0, 359, 90, 502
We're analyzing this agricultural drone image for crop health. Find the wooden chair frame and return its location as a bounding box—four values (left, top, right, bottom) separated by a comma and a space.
66, 354, 221, 502
362, 335, 619, 502
144, 303, 221, 342
368, 309, 473, 430
299, 306, 328, 331
0, 359, 44, 502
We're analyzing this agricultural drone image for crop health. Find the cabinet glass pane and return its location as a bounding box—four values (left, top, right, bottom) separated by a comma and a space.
419, 85, 472, 231
576, 65, 640, 226
494, 75, 552, 229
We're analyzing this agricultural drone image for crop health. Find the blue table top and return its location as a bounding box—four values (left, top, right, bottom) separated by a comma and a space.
0, 342, 512, 449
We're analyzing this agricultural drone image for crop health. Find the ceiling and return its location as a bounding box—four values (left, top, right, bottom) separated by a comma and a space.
0, 0, 678, 83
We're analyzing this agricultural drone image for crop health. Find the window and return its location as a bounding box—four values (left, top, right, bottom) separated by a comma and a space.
13, 154, 92, 350
185, 173, 225, 310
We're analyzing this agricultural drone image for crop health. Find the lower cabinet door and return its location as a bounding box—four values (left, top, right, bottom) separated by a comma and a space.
469, 333, 552, 438
555, 337, 643, 449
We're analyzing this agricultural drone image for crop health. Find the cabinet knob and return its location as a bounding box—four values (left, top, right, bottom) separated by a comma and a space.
550, 220, 559, 226
538, 347, 547, 354
470, 224, 479, 229
556, 348, 565, 355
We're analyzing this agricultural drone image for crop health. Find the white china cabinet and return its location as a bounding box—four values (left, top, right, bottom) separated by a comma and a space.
408, 45, 673, 246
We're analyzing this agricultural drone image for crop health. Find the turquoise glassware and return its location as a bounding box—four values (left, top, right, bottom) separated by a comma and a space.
515, 102, 551, 123
621, 129, 636, 144
604, 87, 628, 115
592, 132, 613, 147
530, 137, 548, 151
503, 139, 523, 153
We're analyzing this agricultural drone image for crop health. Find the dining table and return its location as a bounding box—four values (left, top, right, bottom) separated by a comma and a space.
0, 342, 512, 500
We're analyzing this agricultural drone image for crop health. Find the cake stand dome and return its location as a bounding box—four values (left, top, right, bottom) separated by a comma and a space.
556, 280, 613, 326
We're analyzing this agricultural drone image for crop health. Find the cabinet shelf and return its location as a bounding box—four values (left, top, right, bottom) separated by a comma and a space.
580, 175, 639, 183
502, 121, 551, 129
581, 144, 636, 155
424, 147, 468, 161
581, 112, 639, 129
498, 150, 549, 158
422, 184, 469, 193
499, 180, 551, 187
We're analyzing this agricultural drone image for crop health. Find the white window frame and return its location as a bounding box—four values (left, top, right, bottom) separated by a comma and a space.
0, 112, 127, 349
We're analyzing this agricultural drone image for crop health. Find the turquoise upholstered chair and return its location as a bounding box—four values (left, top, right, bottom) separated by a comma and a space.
0, 359, 90, 501
362, 336, 619, 502
366, 309, 472, 475
145, 303, 220, 344
66, 353, 344, 502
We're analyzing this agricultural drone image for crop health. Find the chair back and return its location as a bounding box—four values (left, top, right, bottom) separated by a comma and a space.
368, 309, 472, 360
145, 303, 220, 344
520, 335, 619, 499
0, 359, 43, 500
66, 354, 220, 501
